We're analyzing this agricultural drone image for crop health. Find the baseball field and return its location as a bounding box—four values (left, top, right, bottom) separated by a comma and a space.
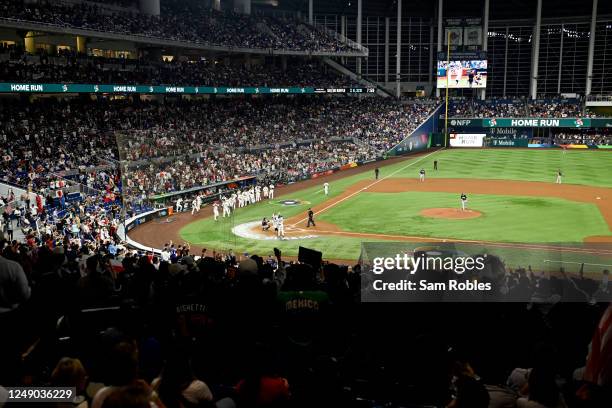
129, 148, 612, 269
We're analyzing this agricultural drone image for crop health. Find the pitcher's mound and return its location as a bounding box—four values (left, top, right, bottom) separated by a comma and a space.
420, 208, 482, 219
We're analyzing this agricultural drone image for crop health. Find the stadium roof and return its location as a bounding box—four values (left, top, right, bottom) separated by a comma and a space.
267, 0, 612, 20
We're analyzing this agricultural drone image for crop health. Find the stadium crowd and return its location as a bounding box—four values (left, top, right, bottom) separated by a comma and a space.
449, 98, 527, 117
527, 100, 583, 117
121, 140, 377, 199
0, 47, 360, 88
0, 97, 435, 192
0, 218, 611, 407
449, 98, 585, 118
0, 94, 435, 256
0, 94, 611, 408
0, 0, 356, 53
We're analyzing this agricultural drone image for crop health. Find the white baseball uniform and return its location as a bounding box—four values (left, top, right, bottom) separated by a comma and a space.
213, 203, 220, 221
277, 215, 285, 238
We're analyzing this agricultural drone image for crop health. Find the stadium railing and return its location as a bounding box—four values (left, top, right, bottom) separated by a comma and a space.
58, 0, 138, 13
586, 95, 612, 102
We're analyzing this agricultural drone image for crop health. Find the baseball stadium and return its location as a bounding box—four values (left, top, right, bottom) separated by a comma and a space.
1, 0, 612, 407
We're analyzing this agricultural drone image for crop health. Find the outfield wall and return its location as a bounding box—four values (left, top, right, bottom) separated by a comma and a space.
448, 116, 612, 149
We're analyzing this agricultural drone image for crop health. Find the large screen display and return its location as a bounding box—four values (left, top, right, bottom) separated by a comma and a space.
449, 133, 486, 147
437, 60, 487, 88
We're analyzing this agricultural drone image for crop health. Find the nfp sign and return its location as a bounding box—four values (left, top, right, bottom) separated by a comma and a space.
449, 118, 483, 127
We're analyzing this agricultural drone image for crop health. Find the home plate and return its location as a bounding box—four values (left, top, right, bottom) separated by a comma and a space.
597, 197, 601, 200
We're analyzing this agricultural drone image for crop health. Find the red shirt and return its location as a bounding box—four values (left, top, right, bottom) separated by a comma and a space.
235, 376, 290, 406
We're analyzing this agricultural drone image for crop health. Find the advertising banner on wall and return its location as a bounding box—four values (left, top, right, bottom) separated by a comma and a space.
449, 133, 486, 147
590, 119, 612, 128
487, 127, 533, 139
449, 118, 593, 128
489, 138, 529, 147
0, 83, 375, 95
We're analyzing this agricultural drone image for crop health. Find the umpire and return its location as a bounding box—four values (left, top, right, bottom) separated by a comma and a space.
306, 208, 316, 227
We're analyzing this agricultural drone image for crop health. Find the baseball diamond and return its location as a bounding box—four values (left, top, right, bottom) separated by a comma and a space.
128, 149, 612, 268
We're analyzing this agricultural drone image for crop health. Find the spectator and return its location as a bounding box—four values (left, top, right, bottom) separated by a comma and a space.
235, 346, 290, 408
101, 383, 166, 408
49, 357, 89, 408
76, 255, 115, 307
0, 233, 31, 314
516, 366, 567, 408
91, 340, 142, 408
152, 350, 214, 408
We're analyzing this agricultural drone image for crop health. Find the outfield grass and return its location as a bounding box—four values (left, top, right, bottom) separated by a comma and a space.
319, 191, 610, 243
386, 149, 612, 187
179, 149, 612, 260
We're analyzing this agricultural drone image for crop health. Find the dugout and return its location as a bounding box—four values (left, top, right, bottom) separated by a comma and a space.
147, 176, 257, 211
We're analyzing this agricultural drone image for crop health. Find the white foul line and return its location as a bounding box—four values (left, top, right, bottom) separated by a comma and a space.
544, 260, 612, 268
291, 149, 444, 227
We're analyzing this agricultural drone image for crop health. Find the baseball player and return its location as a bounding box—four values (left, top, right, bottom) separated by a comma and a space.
191, 198, 198, 215
175, 197, 183, 212
223, 199, 231, 217
231, 193, 237, 210
195, 194, 202, 213
323, 182, 329, 196
556, 169, 563, 184
269, 184, 275, 199
263, 185, 269, 199
460, 193, 468, 211
255, 186, 261, 202
419, 168, 426, 182
306, 208, 316, 227
450, 61, 462, 86
213, 202, 220, 221
277, 214, 285, 239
